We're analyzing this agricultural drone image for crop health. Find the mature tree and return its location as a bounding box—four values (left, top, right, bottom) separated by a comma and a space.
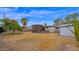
44, 23, 47, 27
21, 18, 28, 31
54, 18, 64, 25
1, 18, 11, 31
64, 13, 79, 43
69, 13, 79, 19
65, 16, 73, 24
1, 18, 22, 32
54, 18, 60, 25
10, 20, 22, 32
65, 13, 79, 24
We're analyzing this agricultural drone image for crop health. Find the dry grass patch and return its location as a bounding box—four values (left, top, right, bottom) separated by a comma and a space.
0, 32, 78, 51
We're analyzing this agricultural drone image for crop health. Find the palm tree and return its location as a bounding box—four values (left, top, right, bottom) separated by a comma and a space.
21, 18, 28, 32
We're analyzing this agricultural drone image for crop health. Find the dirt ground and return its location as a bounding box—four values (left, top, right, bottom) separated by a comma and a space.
0, 32, 79, 51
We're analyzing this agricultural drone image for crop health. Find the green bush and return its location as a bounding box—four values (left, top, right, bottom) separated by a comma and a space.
9, 20, 22, 32
73, 19, 79, 42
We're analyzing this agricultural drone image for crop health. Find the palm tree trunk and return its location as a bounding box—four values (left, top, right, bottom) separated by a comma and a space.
23, 24, 26, 32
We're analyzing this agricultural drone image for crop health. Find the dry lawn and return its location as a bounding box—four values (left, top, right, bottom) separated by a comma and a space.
0, 32, 79, 51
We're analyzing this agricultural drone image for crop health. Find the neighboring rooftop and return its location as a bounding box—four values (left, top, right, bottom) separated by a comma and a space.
57, 24, 73, 28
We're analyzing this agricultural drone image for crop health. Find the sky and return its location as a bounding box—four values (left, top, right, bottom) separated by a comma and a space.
0, 7, 79, 26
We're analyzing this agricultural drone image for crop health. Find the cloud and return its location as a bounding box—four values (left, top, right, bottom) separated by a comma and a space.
0, 7, 79, 26
0, 8, 17, 14
29, 10, 54, 14
0, 8, 32, 19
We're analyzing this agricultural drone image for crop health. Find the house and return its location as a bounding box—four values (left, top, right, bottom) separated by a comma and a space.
45, 26, 56, 32
57, 24, 75, 37
32, 25, 43, 33
32, 24, 58, 33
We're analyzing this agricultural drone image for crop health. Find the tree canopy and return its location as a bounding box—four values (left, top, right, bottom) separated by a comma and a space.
21, 18, 28, 25
1, 18, 22, 32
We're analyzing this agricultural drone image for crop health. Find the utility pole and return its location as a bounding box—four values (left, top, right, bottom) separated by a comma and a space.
3, 8, 6, 19
4, 11, 6, 19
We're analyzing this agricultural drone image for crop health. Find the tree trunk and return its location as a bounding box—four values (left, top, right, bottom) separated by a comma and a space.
22, 24, 26, 32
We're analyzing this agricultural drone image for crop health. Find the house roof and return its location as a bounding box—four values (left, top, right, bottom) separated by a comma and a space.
57, 24, 73, 28
32, 24, 43, 26
46, 26, 55, 27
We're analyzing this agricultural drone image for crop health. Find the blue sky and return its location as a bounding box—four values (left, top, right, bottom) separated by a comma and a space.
0, 7, 79, 26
